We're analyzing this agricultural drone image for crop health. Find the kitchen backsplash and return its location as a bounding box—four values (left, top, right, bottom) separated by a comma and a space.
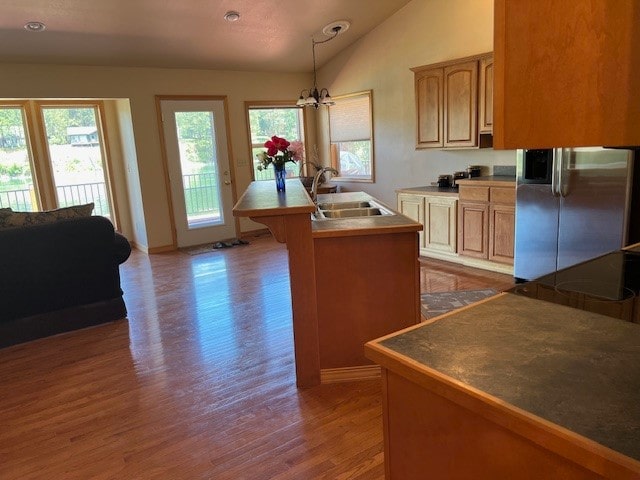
493, 165, 516, 177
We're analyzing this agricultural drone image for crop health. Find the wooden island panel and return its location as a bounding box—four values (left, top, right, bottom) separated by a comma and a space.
235, 183, 423, 386
314, 231, 420, 382
233, 179, 320, 387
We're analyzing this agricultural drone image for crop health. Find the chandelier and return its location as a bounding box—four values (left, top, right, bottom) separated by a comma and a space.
296, 22, 348, 109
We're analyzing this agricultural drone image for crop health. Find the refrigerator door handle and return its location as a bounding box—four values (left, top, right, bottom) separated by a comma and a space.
551, 148, 561, 197
558, 147, 566, 198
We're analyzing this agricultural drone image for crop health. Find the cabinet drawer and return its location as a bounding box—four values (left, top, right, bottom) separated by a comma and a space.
490, 187, 515, 205
459, 186, 489, 202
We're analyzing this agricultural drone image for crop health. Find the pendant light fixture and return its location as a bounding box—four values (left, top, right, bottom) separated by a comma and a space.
296, 21, 350, 109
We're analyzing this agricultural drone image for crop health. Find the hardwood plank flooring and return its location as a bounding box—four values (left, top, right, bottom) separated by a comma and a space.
0, 235, 513, 479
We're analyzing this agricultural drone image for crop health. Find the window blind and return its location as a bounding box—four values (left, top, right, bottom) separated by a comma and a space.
329, 94, 371, 142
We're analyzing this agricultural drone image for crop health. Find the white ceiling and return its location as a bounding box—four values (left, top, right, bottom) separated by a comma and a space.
0, 0, 413, 73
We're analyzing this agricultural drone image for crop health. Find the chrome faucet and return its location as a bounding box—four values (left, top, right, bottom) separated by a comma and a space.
311, 167, 339, 202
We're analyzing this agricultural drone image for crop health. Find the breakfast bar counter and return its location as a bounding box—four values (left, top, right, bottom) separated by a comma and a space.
234, 179, 423, 386
365, 293, 640, 479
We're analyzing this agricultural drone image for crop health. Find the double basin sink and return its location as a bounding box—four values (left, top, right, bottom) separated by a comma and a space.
312, 200, 394, 221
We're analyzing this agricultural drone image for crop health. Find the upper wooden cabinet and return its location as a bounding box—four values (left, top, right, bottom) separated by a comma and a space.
443, 60, 478, 148
412, 53, 492, 149
415, 68, 444, 148
479, 55, 494, 134
493, 0, 640, 149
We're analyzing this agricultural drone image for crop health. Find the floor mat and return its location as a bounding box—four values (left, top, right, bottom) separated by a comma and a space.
180, 239, 250, 255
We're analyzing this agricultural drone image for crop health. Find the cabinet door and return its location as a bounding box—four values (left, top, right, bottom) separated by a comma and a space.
457, 202, 488, 259
489, 204, 515, 264
444, 61, 478, 148
494, 0, 640, 149
425, 196, 457, 254
398, 193, 426, 249
415, 68, 444, 148
479, 55, 493, 134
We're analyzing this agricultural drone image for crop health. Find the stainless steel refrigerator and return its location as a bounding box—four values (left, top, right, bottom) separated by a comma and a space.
514, 147, 634, 281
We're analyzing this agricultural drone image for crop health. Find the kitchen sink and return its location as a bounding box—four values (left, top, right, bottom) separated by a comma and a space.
320, 208, 383, 218
316, 201, 371, 210
312, 199, 394, 220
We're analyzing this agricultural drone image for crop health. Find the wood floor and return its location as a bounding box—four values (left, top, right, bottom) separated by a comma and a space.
0, 235, 513, 480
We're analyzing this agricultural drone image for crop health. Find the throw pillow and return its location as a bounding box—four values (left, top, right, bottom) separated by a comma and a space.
0, 203, 94, 229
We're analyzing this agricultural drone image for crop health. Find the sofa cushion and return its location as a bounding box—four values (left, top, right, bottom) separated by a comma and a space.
0, 203, 94, 229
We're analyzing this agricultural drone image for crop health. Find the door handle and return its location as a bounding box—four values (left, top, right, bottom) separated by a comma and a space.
223, 170, 232, 185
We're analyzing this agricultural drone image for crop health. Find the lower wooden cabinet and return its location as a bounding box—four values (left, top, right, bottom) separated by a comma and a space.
425, 195, 457, 255
458, 202, 489, 258
489, 204, 515, 263
397, 192, 457, 260
457, 183, 515, 266
398, 183, 514, 274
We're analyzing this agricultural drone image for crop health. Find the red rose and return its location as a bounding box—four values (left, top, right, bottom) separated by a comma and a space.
264, 139, 278, 157
264, 136, 291, 157
271, 135, 290, 152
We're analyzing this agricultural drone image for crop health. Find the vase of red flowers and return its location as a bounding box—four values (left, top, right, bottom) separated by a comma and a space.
256, 135, 304, 192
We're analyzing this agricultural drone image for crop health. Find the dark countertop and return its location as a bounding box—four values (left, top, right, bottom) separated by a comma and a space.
376, 293, 640, 463
396, 185, 460, 197
311, 192, 422, 239
455, 175, 516, 186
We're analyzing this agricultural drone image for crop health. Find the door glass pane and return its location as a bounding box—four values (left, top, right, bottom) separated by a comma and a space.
174, 111, 222, 228
41, 106, 111, 217
0, 107, 38, 211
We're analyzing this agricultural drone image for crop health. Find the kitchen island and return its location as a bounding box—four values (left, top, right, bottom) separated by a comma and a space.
365, 293, 640, 479
233, 180, 422, 387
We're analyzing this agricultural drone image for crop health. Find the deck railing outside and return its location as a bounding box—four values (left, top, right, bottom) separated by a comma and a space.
1, 170, 302, 219
0, 173, 223, 218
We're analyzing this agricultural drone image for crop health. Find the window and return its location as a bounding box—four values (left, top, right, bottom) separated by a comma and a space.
0, 102, 39, 211
245, 102, 306, 181
329, 90, 374, 182
0, 100, 118, 225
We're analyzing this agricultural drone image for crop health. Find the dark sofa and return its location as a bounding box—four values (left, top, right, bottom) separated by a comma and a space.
0, 215, 131, 348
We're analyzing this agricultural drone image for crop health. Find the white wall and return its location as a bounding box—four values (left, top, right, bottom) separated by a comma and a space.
316, 0, 516, 207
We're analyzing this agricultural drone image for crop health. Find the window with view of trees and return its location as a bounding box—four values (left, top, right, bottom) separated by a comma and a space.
329, 90, 374, 183
0, 103, 38, 211
246, 103, 306, 181
0, 100, 117, 225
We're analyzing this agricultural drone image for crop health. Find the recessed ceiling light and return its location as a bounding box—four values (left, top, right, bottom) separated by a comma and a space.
223, 11, 240, 22
24, 21, 46, 32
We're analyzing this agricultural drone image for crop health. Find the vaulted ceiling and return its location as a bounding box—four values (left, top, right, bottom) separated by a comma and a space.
0, 0, 413, 72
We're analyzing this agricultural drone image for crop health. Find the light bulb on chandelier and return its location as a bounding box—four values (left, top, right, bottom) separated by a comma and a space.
296, 21, 350, 109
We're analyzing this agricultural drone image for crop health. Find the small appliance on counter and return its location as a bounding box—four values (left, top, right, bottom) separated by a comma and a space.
466, 165, 482, 177
451, 171, 468, 188
437, 175, 452, 188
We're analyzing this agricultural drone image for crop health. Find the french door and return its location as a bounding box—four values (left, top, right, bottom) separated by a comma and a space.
159, 98, 236, 247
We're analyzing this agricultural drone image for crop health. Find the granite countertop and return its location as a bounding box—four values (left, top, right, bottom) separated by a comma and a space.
311, 191, 422, 239
396, 185, 460, 196
375, 293, 640, 462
